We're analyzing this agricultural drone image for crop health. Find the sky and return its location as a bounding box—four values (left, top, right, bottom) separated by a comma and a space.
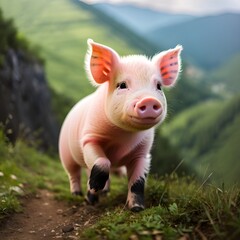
82, 0, 240, 15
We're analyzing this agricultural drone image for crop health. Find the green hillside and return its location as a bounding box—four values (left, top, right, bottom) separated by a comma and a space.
163, 96, 240, 186
0, 0, 143, 101
205, 53, 240, 95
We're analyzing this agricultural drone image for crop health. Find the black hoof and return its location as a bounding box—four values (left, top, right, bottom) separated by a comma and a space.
131, 206, 144, 212
85, 191, 99, 205
89, 165, 109, 192
72, 191, 83, 196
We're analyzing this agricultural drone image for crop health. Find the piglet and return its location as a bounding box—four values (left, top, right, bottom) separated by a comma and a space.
59, 39, 182, 211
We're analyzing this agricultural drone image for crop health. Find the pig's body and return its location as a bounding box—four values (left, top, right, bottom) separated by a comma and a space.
59, 39, 182, 211
60, 83, 153, 169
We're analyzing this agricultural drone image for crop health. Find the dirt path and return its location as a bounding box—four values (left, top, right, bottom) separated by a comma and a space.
0, 189, 101, 240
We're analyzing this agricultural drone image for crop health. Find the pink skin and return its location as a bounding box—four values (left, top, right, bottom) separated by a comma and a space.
59, 39, 182, 211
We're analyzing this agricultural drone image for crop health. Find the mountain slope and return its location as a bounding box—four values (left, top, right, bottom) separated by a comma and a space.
94, 3, 194, 35
0, 8, 58, 150
148, 13, 240, 69
205, 53, 240, 95
0, 0, 146, 101
91, 4, 240, 70
163, 96, 240, 186
0, 0, 214, 114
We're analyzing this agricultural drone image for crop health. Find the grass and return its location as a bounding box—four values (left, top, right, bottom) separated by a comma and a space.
0, 129, 82, 219
81, 174, 240, 240
0, 129, 239, 239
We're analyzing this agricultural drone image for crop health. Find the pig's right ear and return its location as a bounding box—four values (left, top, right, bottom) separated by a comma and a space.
85, 39, 120, 86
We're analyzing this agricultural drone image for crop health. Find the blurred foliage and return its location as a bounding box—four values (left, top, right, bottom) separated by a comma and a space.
150, 129, 193, 176
203, 53, 240, 95
165, 62, 215, 118
163, 95, 240, 186
0, 8, 44, 65
50, 87, 75, 125
0, 9, 16, 52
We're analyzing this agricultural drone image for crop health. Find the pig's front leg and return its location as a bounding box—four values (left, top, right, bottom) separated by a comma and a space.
126, 154, 151, 212
83, 143, 111, 204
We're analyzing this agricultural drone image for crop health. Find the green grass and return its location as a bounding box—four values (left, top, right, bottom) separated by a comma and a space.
0, 0, 142, 102
0, 129, 83, 219
81, 175, 240, 240
0, 129, 239, 239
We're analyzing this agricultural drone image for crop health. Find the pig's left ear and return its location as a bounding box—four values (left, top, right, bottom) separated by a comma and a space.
85, 39, 120, 86
152, 45, 183, 87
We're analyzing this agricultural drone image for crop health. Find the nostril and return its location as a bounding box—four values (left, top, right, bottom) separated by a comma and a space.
140, 106, 146, 111
153, 105, 160, 110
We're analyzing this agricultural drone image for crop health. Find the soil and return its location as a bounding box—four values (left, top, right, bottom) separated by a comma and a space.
0, 189, 102, 240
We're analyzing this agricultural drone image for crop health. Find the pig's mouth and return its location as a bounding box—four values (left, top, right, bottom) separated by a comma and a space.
129, 115, 161, 126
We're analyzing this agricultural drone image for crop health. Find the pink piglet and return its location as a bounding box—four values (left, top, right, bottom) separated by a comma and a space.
59, 39, 183, 211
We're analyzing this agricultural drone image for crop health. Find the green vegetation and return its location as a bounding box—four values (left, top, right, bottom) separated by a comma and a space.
205, 53, 240, 95
163, 95, 240, 186
0, 129, 70, 219
0, 8, 44, 65
0, 130, 239, 239
82, 175, 240, 239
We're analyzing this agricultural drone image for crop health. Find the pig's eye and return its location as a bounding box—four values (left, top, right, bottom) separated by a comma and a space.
116, 82, 128, 89
157, 82, 162, 91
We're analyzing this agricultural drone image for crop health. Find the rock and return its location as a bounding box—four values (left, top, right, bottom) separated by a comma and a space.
57, 209, 63, 215
62, 224, 74, 233
0, 49, 59, 150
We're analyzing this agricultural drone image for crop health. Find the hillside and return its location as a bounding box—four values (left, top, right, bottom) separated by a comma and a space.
0, 8, 58, 150
204, 53, 240, 95
163, 95, 240, 186
0, 0, 215, 121
148, 13, 240, 70
0, 0, 146, 102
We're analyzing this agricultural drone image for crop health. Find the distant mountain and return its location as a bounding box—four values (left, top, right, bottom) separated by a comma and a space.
148, 13, 240, 70
93, 3, 240, 70
94, 3, 194, 35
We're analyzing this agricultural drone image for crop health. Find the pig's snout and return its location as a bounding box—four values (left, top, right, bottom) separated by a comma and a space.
135, 97, 162, 119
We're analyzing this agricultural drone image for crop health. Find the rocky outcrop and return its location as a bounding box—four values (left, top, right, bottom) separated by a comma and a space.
0, 48, 59, 150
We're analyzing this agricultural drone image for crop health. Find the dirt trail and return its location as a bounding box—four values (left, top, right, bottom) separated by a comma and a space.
0, 189, 101, 240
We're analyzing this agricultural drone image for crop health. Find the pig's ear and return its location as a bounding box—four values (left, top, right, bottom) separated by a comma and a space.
85, 39, 120, 86
153, 45, 183, 87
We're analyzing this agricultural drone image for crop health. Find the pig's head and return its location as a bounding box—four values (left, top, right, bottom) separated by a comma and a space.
85, 39, 182, 132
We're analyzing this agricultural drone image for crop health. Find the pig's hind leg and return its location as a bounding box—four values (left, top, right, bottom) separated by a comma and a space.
59, 137, 83, 196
